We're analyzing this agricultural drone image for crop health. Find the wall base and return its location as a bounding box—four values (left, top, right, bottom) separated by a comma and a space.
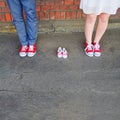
0, 19, 120, 34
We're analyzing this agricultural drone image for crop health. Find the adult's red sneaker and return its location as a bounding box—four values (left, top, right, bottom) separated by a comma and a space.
93, 42, 101, 57
84, 42, 94, 57
28, 44, 36, 57
19, 45, 28, 57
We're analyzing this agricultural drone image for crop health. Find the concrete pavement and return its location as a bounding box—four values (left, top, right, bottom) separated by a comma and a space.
0, 29, 120, 120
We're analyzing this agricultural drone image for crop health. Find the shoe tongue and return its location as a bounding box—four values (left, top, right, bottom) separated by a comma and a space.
29, 45, 33, 50
88, 44, 92, 49
95, 44, 100, 49
22, 46, 27, 50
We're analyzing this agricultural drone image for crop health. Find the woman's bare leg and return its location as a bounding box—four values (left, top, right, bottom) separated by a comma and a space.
94, 13, 110, 44
84, 14, 97, 44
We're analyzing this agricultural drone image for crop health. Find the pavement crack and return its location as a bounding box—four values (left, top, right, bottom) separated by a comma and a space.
89, 88, 118, 95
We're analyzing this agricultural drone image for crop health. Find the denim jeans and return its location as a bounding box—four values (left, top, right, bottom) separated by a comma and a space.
7, 0, 38, 46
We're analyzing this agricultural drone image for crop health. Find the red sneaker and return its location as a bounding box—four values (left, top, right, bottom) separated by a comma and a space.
93, 42, 101, 57
28, 44, 36, 57
19, 45, 28, 57
84, 42, 94, 57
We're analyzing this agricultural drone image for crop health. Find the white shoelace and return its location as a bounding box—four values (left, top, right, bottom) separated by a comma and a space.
86, 44, 93, 50
94, 44, 100, 50
22, 46, 27, 50
29, 45, 34, 50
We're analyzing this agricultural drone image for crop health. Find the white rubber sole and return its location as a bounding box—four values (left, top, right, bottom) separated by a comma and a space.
63, 55, 68, 59
85, 51, 93, 57
27, 52, 36, 57
94, 52, 101, 57
57, 54, 62, 58
19, 52, 27, 57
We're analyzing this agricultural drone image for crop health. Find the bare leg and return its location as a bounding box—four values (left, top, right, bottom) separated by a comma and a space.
84, 14, 97, 44
94, 13, 110, 44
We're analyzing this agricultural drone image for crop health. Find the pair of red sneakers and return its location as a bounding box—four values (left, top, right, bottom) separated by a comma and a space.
84, 42, 101, 57
19, 44, 36, 57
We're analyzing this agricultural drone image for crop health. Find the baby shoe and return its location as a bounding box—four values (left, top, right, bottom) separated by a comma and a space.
62, 48, 68, 59
57, 47, 63, 58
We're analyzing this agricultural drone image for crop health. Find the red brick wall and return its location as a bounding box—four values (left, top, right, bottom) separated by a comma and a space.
0, 0, 120, 22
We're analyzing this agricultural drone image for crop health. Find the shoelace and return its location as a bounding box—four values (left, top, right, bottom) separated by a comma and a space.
87, 44, 93, 50
21, 46, 27, 50
29, 45, 34, 50
94, 44, 100, 50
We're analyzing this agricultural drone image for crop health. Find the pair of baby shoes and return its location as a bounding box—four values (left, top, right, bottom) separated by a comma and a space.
57, 47, 68, 59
